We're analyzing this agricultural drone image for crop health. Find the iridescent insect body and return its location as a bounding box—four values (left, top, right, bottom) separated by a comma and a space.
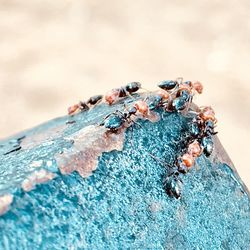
101, 100, 148, 132
102, 107, 137, 133
164, 173, 183, 199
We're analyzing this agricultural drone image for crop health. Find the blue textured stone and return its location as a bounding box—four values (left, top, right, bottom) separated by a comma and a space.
0, 97, 249, 250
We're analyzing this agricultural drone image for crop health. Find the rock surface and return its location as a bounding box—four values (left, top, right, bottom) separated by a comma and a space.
0, 96, 249, 249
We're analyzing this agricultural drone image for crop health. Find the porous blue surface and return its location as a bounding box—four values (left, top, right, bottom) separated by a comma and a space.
0, 100, 249, 250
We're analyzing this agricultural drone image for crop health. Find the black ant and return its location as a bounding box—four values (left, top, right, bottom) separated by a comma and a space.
147, 152, 184, 199
68, 95, 103, 115
100, 107, 137, 133
158, 78, 203, 112
104, 82, 141, 105
101, 100, 149, 132
86, 95, 103, 105
163, 172, 183, 199
189, 107, 217, 157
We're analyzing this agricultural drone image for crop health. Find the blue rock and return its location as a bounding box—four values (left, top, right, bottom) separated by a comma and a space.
0, 97, 249, 250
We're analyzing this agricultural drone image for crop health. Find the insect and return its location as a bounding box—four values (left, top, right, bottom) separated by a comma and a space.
158, 80, 178, 91
68, 95, 103, 115
163, 172, 183, 199
143, 89, 170, 112
101, 108, 136, 133
158, 78, 203, 95
101, 100, 149, 132
191, 106, 217, 156
163, 139, 203, 199
105, 82, 141, 105
147, 94, 163, 110
86, 95, 103, 105
163, 105, 217, 199
73, 78, 217, 200
68, 103, 82, 115
172, 94, 191, 111
158, 78, 204, 112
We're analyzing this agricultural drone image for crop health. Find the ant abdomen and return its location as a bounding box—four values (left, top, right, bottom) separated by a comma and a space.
201, 136, 214, 157
103, 114, 124, 132
163, 174, 183, 199
158, 80, 177, 90
125, 82, 141, 93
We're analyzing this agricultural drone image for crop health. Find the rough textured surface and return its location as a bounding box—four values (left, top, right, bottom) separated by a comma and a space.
0, 97, 249, 250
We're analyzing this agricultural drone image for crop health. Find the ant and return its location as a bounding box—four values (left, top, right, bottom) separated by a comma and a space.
163, 172, 183, 199
189, 106, 217, 157
79, 78, 217, 200
161, 107, 217, 199
158, 78, 203, 112
162, 139, 203, 199
100, 100, 149, 132
86, 95, 103, 105
146, 89, 171, 110
146, 151, 184, 199
158, 78, 203, 95
68, 95, 103, 115
104, 82, 141, 105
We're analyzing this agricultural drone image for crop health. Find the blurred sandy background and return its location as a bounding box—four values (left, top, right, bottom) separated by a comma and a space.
0, 0, 249, 188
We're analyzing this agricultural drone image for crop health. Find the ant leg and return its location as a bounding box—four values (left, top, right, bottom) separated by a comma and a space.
127, 123, 135, 149
130, 119, 142, 129
181, 94, 194, 116
125, 91, 140, 101
187, 110, 199, 116
145, 151, 173, 170
176, 77, 183, 84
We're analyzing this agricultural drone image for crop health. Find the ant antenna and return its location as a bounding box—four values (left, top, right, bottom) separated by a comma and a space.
140, 86, 151, 92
